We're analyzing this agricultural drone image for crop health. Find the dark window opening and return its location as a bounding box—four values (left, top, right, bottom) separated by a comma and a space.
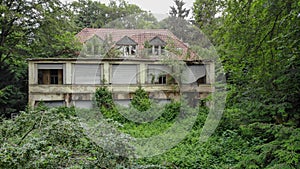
158, 75, 167, 84
197, 75, 206, 85
38, 69, 63, 84
154, 46, 159, 55
123, 45, 136, 55
152, 46, 165, 55
161, 46, 165, 55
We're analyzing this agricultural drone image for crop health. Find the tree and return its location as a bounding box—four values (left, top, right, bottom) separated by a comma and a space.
169, 0, 190, 19
70, 0, 144, 29
193, 0, 224, 28
104, 11, 159, 29
94, 87, 114, 109
217, 0, 300, 125
193, 0, 226, 44
159, 17, 210, 47
70, 0, 111, 29
214, 0, 300, 167
0, 0, 80, 117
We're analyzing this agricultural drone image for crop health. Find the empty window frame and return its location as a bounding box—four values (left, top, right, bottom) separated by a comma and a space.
37, 64, 64, 85
152, 45, 165, 55
121, 45, 137, 56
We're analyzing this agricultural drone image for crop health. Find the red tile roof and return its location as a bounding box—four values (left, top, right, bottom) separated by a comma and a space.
76, 28, 196, 60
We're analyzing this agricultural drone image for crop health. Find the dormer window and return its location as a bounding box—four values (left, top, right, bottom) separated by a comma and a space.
116, 36, 137, 56
83, 35, 103, 56
122, 45, 136, 56
149, 36, 166, 55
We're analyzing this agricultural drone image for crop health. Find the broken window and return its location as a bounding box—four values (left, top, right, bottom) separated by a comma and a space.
116, 36, 137, 56
147, 64, 171, 84
149, 36, 166, 55
37, 64, 64, 84
181, 65, 206, 84
197, 75, 206, 84
121, 45, 136, 56
152, 45, 165, 55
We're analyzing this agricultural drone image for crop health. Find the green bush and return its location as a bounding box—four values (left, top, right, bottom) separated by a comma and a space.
160, 101, 181, 121
0, 106, 133, 168
131, 86, 151, 112
100, 106, 129, 123
94, 86, 114, 109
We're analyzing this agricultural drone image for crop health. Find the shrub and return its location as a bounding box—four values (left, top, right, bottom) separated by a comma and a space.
160, 101, 181, 121
0, 106, 133, 168
131, 86, 151, 112
94, 86, 114, 109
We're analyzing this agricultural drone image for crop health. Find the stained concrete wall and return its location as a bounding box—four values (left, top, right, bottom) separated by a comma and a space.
28, 58, 214, 108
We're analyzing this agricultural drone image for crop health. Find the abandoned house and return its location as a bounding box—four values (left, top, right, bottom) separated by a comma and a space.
28, 28, 214, 108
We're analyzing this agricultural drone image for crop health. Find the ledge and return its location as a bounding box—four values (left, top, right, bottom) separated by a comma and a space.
29, 84, 214, 94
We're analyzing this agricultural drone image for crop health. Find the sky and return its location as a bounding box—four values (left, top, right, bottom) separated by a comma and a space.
62, 0, 195, 16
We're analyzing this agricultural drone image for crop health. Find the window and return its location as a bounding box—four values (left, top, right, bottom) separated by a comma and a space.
152, 45, 165, 55
149, 36, 166, 55
116, 36, 137, 56
84, 35, 103, 56
38, 69, 63, 84
147, 65, 171, 84
50, 70, 59, 84
72, 64, 101, 84
111, 64, 138, 84
121, 45, 136, 56
37, 64, 64, 85
153, 46, 159, 55
158, 75, 167, 84
181, 65, 206, 84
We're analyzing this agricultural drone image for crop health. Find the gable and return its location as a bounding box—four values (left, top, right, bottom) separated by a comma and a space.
116, 36, 137, 46
149, 36, 166, 46
84, 34, 103, 44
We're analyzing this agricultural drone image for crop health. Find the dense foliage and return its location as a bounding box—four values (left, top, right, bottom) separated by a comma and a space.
0, 0, 80, 117
0, 0, 146, 117
131, 86, 151, 112
94, 86, 114, 109
70, 0, 144, 29
1, 0, 300, 168
0, 106, 132, 168
193, 0, 300, 168
169, 0, 190, 19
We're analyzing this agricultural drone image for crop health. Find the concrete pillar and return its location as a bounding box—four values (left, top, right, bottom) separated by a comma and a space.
158, 46, 162, 55
28, 61, 35, 85
206, 62, 215, 84
152, 46, 155, 55
65, 62, 72, 84
140, 63, 146, 84
103, 62, 110, 84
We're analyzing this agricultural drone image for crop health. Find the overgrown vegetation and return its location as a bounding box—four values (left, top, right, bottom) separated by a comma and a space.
1, 0, 300, 168
0, 106, 132, 168
131, 86, 151, 112
94, 86, 114, 109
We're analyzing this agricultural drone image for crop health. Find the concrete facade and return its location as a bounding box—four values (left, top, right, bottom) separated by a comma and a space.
28, 29, 215, 108
28, 58, 214, 108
